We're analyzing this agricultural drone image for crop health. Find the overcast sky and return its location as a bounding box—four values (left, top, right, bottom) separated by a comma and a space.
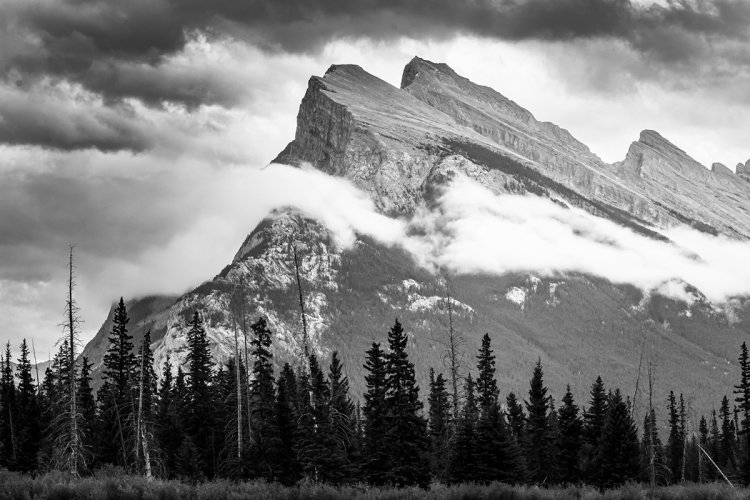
1, 0, 749, 359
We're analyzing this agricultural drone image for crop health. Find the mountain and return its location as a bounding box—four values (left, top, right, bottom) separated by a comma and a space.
83, 57, 750, 416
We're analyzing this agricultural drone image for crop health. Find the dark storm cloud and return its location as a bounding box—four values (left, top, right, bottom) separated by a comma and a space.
3, 0, 749, 96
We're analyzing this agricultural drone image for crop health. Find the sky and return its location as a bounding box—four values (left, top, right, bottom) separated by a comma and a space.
1, 0, 749, 360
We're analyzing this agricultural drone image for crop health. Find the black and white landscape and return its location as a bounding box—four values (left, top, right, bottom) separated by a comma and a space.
1, 0, 750, 497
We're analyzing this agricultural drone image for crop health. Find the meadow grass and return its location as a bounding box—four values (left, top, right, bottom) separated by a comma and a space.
0, 470, 747, 500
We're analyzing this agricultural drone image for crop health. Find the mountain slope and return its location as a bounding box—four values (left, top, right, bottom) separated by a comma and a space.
83, 58, 750, 418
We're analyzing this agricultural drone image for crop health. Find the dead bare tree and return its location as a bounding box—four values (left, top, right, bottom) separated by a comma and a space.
57, 245, 85, 476
239, 276, 252, 446
230, 287, 243, 459
647, 359, 656, 489
136, 338, 153, 480
293, 244, 309, 360
443, 280, 464, 423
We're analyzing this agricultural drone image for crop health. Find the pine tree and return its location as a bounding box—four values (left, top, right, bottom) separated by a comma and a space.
77, 357, 96, 467
275, 363, 301, 485
14, 339, 41, 473
362, 342, 388, 485
666, 390, 684, 483
134, 330, 157, 478
556, 385, 582, 484
719, 395, 737, 472
96, 298, 137, 468
473, 334, 524, 483
185, 311, 216, 478
447, 375, 477, 483
507, 391, 526, 443
383, 319, 430, 487
155, 357, 181, 477
0, 342, 17, 469
247, 316, 280, 480
598, 389, 640, 487
525, 359, 555, 484
736, 341, 750, 483
327, 351, 359, 483
641, 407, 667, 485
427, 369, 451, 481
581, 375, 607, 483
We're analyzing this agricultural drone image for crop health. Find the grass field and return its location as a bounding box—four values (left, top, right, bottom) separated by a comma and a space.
0, 471, 746, 500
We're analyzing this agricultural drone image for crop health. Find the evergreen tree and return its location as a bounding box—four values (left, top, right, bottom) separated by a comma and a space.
327, 351, 359, 483
247, 316, 280, 480
473, 334, 524, 483
581, 376, 607, 482
77, 357, 96, 466
134, 330, 158, 477
1, 343, 17, 469
383, 319, 430, 487
598, 389, 640, 487
666, 390, 684, 483
15, 339, 41, 473
525, 359, 554, 484
719, 395, 737, 472
556, 385, 582, 484
362, 342, 388, 485
640, 407, 667, 485
507, 391, 526, 443
155, 357, 181, 477
275, 363, 301, 485
736, 341, 750, 483
428, 369, 451, 481
185, 311, 216, 477
447, 375, 477, 483
96, 298, 137, 468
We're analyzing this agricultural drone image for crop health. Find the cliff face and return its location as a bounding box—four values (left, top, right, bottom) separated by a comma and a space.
277, 57, 750, 238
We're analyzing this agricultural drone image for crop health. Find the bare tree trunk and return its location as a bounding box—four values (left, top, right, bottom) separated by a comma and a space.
648, 359, 656, 489
136, 340, 152, 479
293, 245, 309, 360
240, 277, 252, 445
66, 246, 81, 477
445, 280, 462, 423
31, 339, 41, 395
232, 311, 242, 459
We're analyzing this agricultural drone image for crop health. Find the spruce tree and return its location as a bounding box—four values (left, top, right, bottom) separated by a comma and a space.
581, 375, 607, 482
428, 369, 451, 481
473, 334, 524, 483
556, 385, 582, 484
736, 341, 750, 483
77, 357, 96, 467
15, 339, 41, 473
97, 298, 137, 468
248, 316, 280, 480
276, 363, 301, 485
1, 343, 17, 469
598, 389, 640, 487
328, 351, 359, 483
641, 407, 666, 485
447, 375, 477, 483
525, 359, 555, 484
155, 357, 181, 477
507, 391, 527, 445
363, 342, 388, 485
185, 311, 216, 477
666, 390, 684, 483
719, 395, 737, 472
383, 319, 430, 487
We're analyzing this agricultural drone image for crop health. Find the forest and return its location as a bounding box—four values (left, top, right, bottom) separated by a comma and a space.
3, 294, 750, 499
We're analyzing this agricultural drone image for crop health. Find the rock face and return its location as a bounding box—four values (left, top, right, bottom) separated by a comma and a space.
84, 57, 750, 416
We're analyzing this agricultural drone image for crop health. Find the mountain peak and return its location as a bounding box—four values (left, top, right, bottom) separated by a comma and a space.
401, 56, 457, 88
638, 129, 688, 157
712, 162, 733, 176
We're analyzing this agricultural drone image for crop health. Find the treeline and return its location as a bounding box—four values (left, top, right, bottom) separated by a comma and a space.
2, 300, 750, 489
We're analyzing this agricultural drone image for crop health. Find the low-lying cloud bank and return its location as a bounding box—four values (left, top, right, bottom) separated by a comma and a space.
4, 161, 750, 358
272, 167, 750, 305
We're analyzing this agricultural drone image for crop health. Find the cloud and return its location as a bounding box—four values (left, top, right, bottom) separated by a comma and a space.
1, 0, 748, 108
